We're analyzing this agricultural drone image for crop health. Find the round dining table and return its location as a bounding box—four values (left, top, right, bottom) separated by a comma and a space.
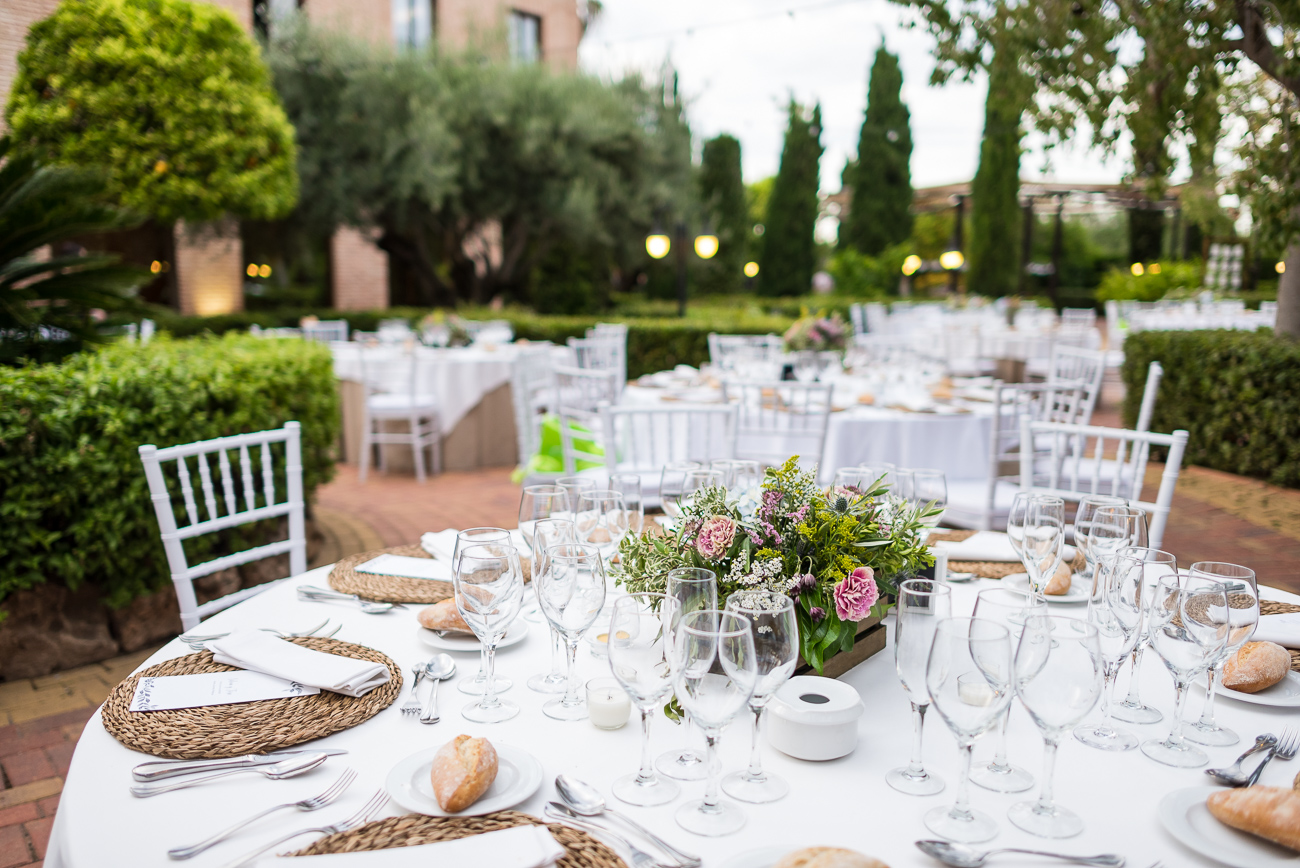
46, 559, 1300, 868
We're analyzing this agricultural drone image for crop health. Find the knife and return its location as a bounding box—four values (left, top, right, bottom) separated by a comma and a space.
131, 748, 348, 781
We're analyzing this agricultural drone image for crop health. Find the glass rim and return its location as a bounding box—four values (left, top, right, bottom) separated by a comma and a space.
1093, 504, 1146, 517
1078, 493, 1127, 506
614, 591, 667, 611
1188, 561, 1256, 579
1030, 494, 1065, 506
455, 542, 518, 562
543, 542, 603, 561
578, 489, 622, 501
666, 566, 717, 585
1116, 545, 1176, 563
556, 476, 597, 487
933, 616, 1012, 642
457, 526, 511, 540
534, 517, 575, 530
725, 589, 795, 615
898, 577, 952, 596
678, 608, 753, 639
1156, 571, 1230, 593
585, 675, 623, 689
522, 484, 566, 495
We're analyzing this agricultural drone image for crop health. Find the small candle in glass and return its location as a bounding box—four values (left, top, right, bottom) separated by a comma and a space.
585, 677, 631, 730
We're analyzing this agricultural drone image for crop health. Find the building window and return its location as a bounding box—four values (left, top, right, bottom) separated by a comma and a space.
508, 10, 541, 63
393, 0, 433, 50
253, 0, 299, 40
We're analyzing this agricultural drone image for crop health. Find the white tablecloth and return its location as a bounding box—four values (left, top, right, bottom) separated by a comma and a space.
47, 566, 1300, 868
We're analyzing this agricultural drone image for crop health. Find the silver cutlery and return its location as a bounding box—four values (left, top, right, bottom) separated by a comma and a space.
399, 662, 430, 715
420, 654, 457, 724
180, 619, 337, 649
131, 753, 328, 797
133, 749, 348, 782
167, 768, 357, 860
915, 840, 1125, 867
296, 586, 401, 614
1205, 733, 1277, 787
544, 803, 665, 868
554, 777, 700, 868
1245, 725, 1298, 787
219, 787, 389, 868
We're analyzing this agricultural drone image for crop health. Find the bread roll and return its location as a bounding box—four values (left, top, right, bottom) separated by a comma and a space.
1206, 786, 1300, 852
774, 847, 889, 868
430, 735, 498, 813
418, 599, 471, 633
1044, 559, 1073, 596
1222, 641, 1290, 693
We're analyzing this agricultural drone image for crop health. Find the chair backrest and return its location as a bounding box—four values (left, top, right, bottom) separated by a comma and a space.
554, 365, 620, 473
511, 346, 557, 462
589, 322, 628, 341
1018, 417, 1189, 552
1135, 360, 1163, 434
600, 404, 738, 474
568, 336, 626, 393
720, 379, 834, 470
138, 423, 307, 630
303, 320, 349, 343
1061, 307, 1097, 329
357, 347, 417, 399
1047, 344, 1106, 424
708, 333, 784, 368
848, 303, 867, 336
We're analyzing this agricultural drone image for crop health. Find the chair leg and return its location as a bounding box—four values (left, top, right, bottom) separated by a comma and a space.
359, 414, 372, 483
429, 414, 442, 476
411, 415, 427, 484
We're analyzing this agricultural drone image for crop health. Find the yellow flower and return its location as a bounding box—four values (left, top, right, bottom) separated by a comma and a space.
153, 160, 168, 174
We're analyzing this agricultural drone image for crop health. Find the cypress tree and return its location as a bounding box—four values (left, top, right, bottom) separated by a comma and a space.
840, 45, 913, 256
698, 134, 748, 294
758, 101, 824, 297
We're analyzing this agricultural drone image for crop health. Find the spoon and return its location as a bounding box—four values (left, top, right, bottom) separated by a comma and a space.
555, 775, 701, 868
1206, 733, 1277, 787
130, 753, 328, 797
420, 654, 456, 724
915, 840, 1124, 867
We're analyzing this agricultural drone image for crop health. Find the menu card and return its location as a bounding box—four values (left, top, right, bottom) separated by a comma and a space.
130, 671, 319, 712
354, 554, 452, 581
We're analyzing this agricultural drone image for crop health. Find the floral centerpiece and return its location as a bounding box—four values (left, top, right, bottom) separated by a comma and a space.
616, 458, 936, 672
783, 310, 848, 353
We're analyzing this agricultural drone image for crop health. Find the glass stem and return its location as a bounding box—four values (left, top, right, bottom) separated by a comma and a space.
952, 740, 975, 820
1097, 663, 1118, 731
635, 707, 656, 784
1036, 737, 1059, 813
1121, 643, 1145, 706
1165, 678, 1190, 747
745, 704, 766, 781
476, 646, 488, 680
1197, 665, 1221, 727
549, 627, 564, 677
989, 705, 1012, 772
482, 644, 499, 708
908, 701, 929, 777
563, 640, 580, 706
701, 732, 722, 812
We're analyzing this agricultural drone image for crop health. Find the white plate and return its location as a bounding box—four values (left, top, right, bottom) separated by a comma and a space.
718, 847, 790, 868
386, 743, 543, 817
1214, 669, 1300, 707
1158, 786, 1300, 868
416, 620, 529, 653
1003, 571, 1090, 604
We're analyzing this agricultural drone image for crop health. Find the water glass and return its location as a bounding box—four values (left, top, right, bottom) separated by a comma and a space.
1074, 552, 1143, 751
609, 474, 644, 536
557, 476, 597, 523
1006, 491, 1033, 559
657, 567, 718, 781
659, 461, 701, 520
607, 593, 680, 806
1110, 547, 1179, 725
454, 543, 524, 723
453, 528, 514, 696
887, 578, 952, 796
576, 490, 628, 560
711, 459, 762, 492
517, 484, 570, 558
1072, 495, 1126, 580
910, 469, 948, 531
1184, 562, 1259, 747
527, 519, 575, 692
1022, 496, 1065, 602
536, 543, 607, 721
831, 466, 875, 495
1084, 506, 1148, 591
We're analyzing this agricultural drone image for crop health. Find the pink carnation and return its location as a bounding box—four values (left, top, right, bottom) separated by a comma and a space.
695, 515, 737, 561
833, 566, 879, 621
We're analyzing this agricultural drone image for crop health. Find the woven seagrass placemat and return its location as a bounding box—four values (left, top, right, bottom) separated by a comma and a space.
101, 637, 402, 759
289, 810, 627, 868
927, 529, 1086, 580
329, 544, 532, 604
1260, 600, 1300, 672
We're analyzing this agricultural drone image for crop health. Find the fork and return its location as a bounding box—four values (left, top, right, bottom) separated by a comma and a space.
544, 804, 664, 868
167, 768, 357, 860
219, 788, 390, 868
399, 662, 429, 715
1246, 726, 1298, 786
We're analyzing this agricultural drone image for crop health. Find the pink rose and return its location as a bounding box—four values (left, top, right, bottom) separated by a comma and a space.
695, 515, 737, 561
833, 566, 879, 621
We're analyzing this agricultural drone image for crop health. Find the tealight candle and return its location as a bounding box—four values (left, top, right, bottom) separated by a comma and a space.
585, 677, 630, 730
957, 672, 996, 707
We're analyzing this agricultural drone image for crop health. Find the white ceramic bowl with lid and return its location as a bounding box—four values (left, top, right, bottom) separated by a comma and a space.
765, 675, 864, 761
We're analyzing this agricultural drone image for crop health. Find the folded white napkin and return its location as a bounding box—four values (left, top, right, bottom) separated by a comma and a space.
354, 553, 451, 582
936, 531, 1021, 562
1253, 613, 1300, 649
209, 630, 390, 698
265, 825, 565, 868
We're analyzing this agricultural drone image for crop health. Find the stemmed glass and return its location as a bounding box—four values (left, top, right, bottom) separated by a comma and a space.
1084, 506, 1147, 592
576, 490, 629, 561
712, 459, 762, 494
527, 519, 575, 693
657, 567, 718, 782
883, 464, 915, 506
1072, 495, 1126, 581
610, 474, 644, 536
969, 588, 1046, 793
607, 593, 680, 806
557, 476, 596, 523
722, 591, 798, 803
911, 469, 947, 538
832, 466, 875, 494
453, 542, 525, 723
517, 485, 570, 558
670, 610, 757, 836
887, 578, 952, 795
1184, 562, 1259, 748
660, 461, 701, 520
536, 543, 607, 721
923, 617, 1014, 843
1022, 496, 1065, 603
1110, 547, 1178, 725
1006, 491, 1033, 564
1010, 616, 1103, 838
1140, 573, 1231, 767
1074, 552, 1144, 751
453, 528, 514, 696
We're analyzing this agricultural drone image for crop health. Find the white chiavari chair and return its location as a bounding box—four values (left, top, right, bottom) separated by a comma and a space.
599, 404, 738, 507
721, 379, 834, 471
302, 320, 349, 343
357, 349, 442, 483
554, 364, 620, 474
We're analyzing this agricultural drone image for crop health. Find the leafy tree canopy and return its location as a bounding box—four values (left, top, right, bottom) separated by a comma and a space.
758, 101, 824, 297
840, 44, 913, 256
698, 134, 748, 294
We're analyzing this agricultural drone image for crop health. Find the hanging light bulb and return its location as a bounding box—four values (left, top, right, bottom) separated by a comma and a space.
901, 254, 922, 276
694, 234, 718, 259
939, 250, 964, 270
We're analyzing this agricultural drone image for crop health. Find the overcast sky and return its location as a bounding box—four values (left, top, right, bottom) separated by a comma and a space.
578, 0, 1133, 192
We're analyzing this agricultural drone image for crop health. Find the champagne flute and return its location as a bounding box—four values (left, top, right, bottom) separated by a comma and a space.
1072, 495, 1126, 581
517, 484, 570, 559
1006, 491, 1033, 561
454, 543, 524, 723
722, 591, 798, 803
923, 617, 1014, 843
453, 528, 514, 696
536, 543, 607, 721
1184, 562, 1259, 747
1140, 573, 1231, 767
911, 469, 948, 536
657, 567, 718, 781
659, 461, 701, 520
1074, 552, 1143, 751
607, 593, 680, 806
527, 519, 575, 693
887, 578, 952, 796
969, 588, 1046, 793
1110, 547, 1178, 725
610, 473, 644, 536
576, 490, 628, 561
1022, 496, 1065, 603
1084, 506, 1147, 593
671, 609, 758, 836
1010, 616, 1103, 838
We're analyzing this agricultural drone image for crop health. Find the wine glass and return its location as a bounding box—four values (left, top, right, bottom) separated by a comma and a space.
453, 528, 514, 696
678, 469, 725, 515
1141, 573, 1231, 767
1010, 615, 1103, 838
1110, 547, 1178, 725
1022, 496, 1065, 603
1072, 495, 1126, 581
536, 543, 607, 721
1074, 552, 1144, 751
671, 609, 757, 836
657, 567, 718, 782
659, 461, 701, 520
883, 464, 915, 506
557, 476, 596, 523
923, 617, 1014, 843
453, 542, 524, 723
711, 459, 762, 494
610, 474, 644, 536
911, 469, 947, 535
1084, 506, 1148, 592
722, 591, 798, 803
887, 578, 952, 796
576, 490, 628, 561
607, 593, 681, 806
832, 466, 873, 495
517, 484, 570, 559
1006, 491, 1033, 560
969, 588, 1047, 793
1184, 562, 1259, 748
527, 519, 575, 693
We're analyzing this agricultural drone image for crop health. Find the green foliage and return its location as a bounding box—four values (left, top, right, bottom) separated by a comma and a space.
758, 102, 824, 297
967, 50, 1030, 297
840, 45, 913, 256
827, 244, 907, 297
6, 0, 297, 224
1097, 261, 1200, 302
697, 135, 749, 294
1121, 329, 1300, 487
531, 241, 603, 315
0, 334, 339, 607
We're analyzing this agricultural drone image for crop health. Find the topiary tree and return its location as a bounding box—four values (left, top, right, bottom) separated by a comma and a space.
840, 45, 913, 257
5, 0, 298, 224
697, 134, 748, 294
759, 101, 824, 297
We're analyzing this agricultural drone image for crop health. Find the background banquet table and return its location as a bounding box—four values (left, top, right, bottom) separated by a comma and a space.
46, 566, 1300, 868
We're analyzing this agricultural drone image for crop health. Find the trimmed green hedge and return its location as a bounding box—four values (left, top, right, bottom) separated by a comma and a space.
0, 334, 339, 607
1121, 329, 1300, 487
